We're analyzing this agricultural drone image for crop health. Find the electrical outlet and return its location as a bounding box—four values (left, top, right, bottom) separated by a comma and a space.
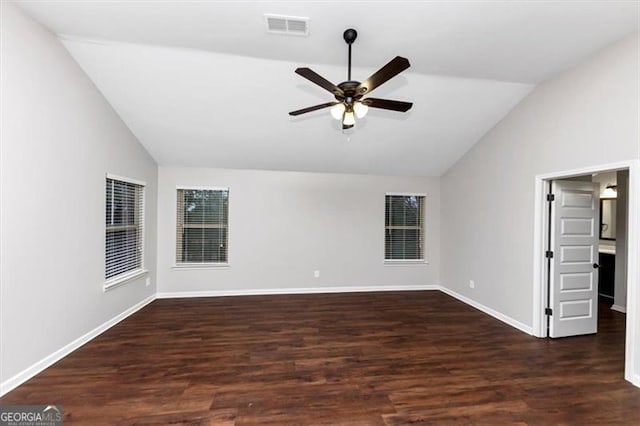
314, 270, 320, 278
146, 277, 151, 287
469, 280, 475, 289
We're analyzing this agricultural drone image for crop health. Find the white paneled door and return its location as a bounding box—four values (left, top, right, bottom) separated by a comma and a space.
549, 180, 600, 338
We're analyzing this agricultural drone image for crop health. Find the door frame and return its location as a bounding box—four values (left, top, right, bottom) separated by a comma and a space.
532, 159, 640, 387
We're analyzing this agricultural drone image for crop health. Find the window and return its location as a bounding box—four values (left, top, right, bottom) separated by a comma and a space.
176, 188, 229, 264
385, 194, 425, 261
105, 176, 145, 285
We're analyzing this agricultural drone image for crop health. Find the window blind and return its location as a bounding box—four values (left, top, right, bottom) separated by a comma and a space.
105, 177, 144, 279
176, 189, 229, 264
385, 195, 424, 260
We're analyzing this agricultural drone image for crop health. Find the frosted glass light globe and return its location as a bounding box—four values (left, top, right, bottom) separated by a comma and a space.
330, 103, 346, 120
354, 102, 369, 118
343, 111, 356, 126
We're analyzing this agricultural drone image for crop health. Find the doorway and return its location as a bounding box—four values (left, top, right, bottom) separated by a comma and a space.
532, 160, 640, 387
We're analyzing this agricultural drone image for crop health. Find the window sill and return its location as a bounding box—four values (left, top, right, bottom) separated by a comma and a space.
172, 263, 230, 270
104, 268, 148, 291
384, 260, 429, 266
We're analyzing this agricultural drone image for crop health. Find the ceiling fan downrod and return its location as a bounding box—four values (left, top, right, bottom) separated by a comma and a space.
344, 28, 358, 81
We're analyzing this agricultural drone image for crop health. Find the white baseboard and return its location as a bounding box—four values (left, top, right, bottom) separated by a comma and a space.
0, 294, 156, 397
156, 284, 439, 299
629, 371, 640, 388
439, 286, 534, 335
611, 304, 627, 314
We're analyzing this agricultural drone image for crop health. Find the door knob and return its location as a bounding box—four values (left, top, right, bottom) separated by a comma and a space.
593, 263, 600, 269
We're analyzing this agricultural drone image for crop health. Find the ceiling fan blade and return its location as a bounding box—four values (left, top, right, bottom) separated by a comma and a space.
289, 101, 339, 116
357, 56, 410, 95
362, 97, 413, 112
295, 68, 344, 96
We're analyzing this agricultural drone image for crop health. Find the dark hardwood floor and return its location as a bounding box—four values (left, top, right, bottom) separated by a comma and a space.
2, 291, 638, 424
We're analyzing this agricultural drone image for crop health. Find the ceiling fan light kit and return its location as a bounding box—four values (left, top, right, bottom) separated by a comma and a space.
289, 28, 413, 130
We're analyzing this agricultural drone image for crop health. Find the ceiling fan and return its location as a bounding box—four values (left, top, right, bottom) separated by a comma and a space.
289, 28, 413, 130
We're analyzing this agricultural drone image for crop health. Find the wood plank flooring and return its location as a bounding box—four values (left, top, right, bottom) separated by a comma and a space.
2, 291, 639, 424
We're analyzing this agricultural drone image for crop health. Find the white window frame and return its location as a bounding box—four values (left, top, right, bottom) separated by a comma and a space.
384, 192, 427, 264
174, 186, 230, 269
104, 173, 147, 291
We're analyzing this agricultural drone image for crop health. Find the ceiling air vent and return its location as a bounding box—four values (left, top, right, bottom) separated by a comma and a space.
265, 14, 309, 36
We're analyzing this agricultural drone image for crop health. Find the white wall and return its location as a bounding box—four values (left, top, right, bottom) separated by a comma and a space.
441, 34, 638, 332
0, 2, 157, 388
592, 171, 618, 197
157, 167, 440, 295
441, 34, 638, 325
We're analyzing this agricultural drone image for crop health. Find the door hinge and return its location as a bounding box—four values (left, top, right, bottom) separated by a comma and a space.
545, 307, 553, 316
547, 193, 555, 202
545, 250, 554, 258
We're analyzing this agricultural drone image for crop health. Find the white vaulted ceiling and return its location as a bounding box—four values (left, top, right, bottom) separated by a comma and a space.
16, 1, 639, 176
